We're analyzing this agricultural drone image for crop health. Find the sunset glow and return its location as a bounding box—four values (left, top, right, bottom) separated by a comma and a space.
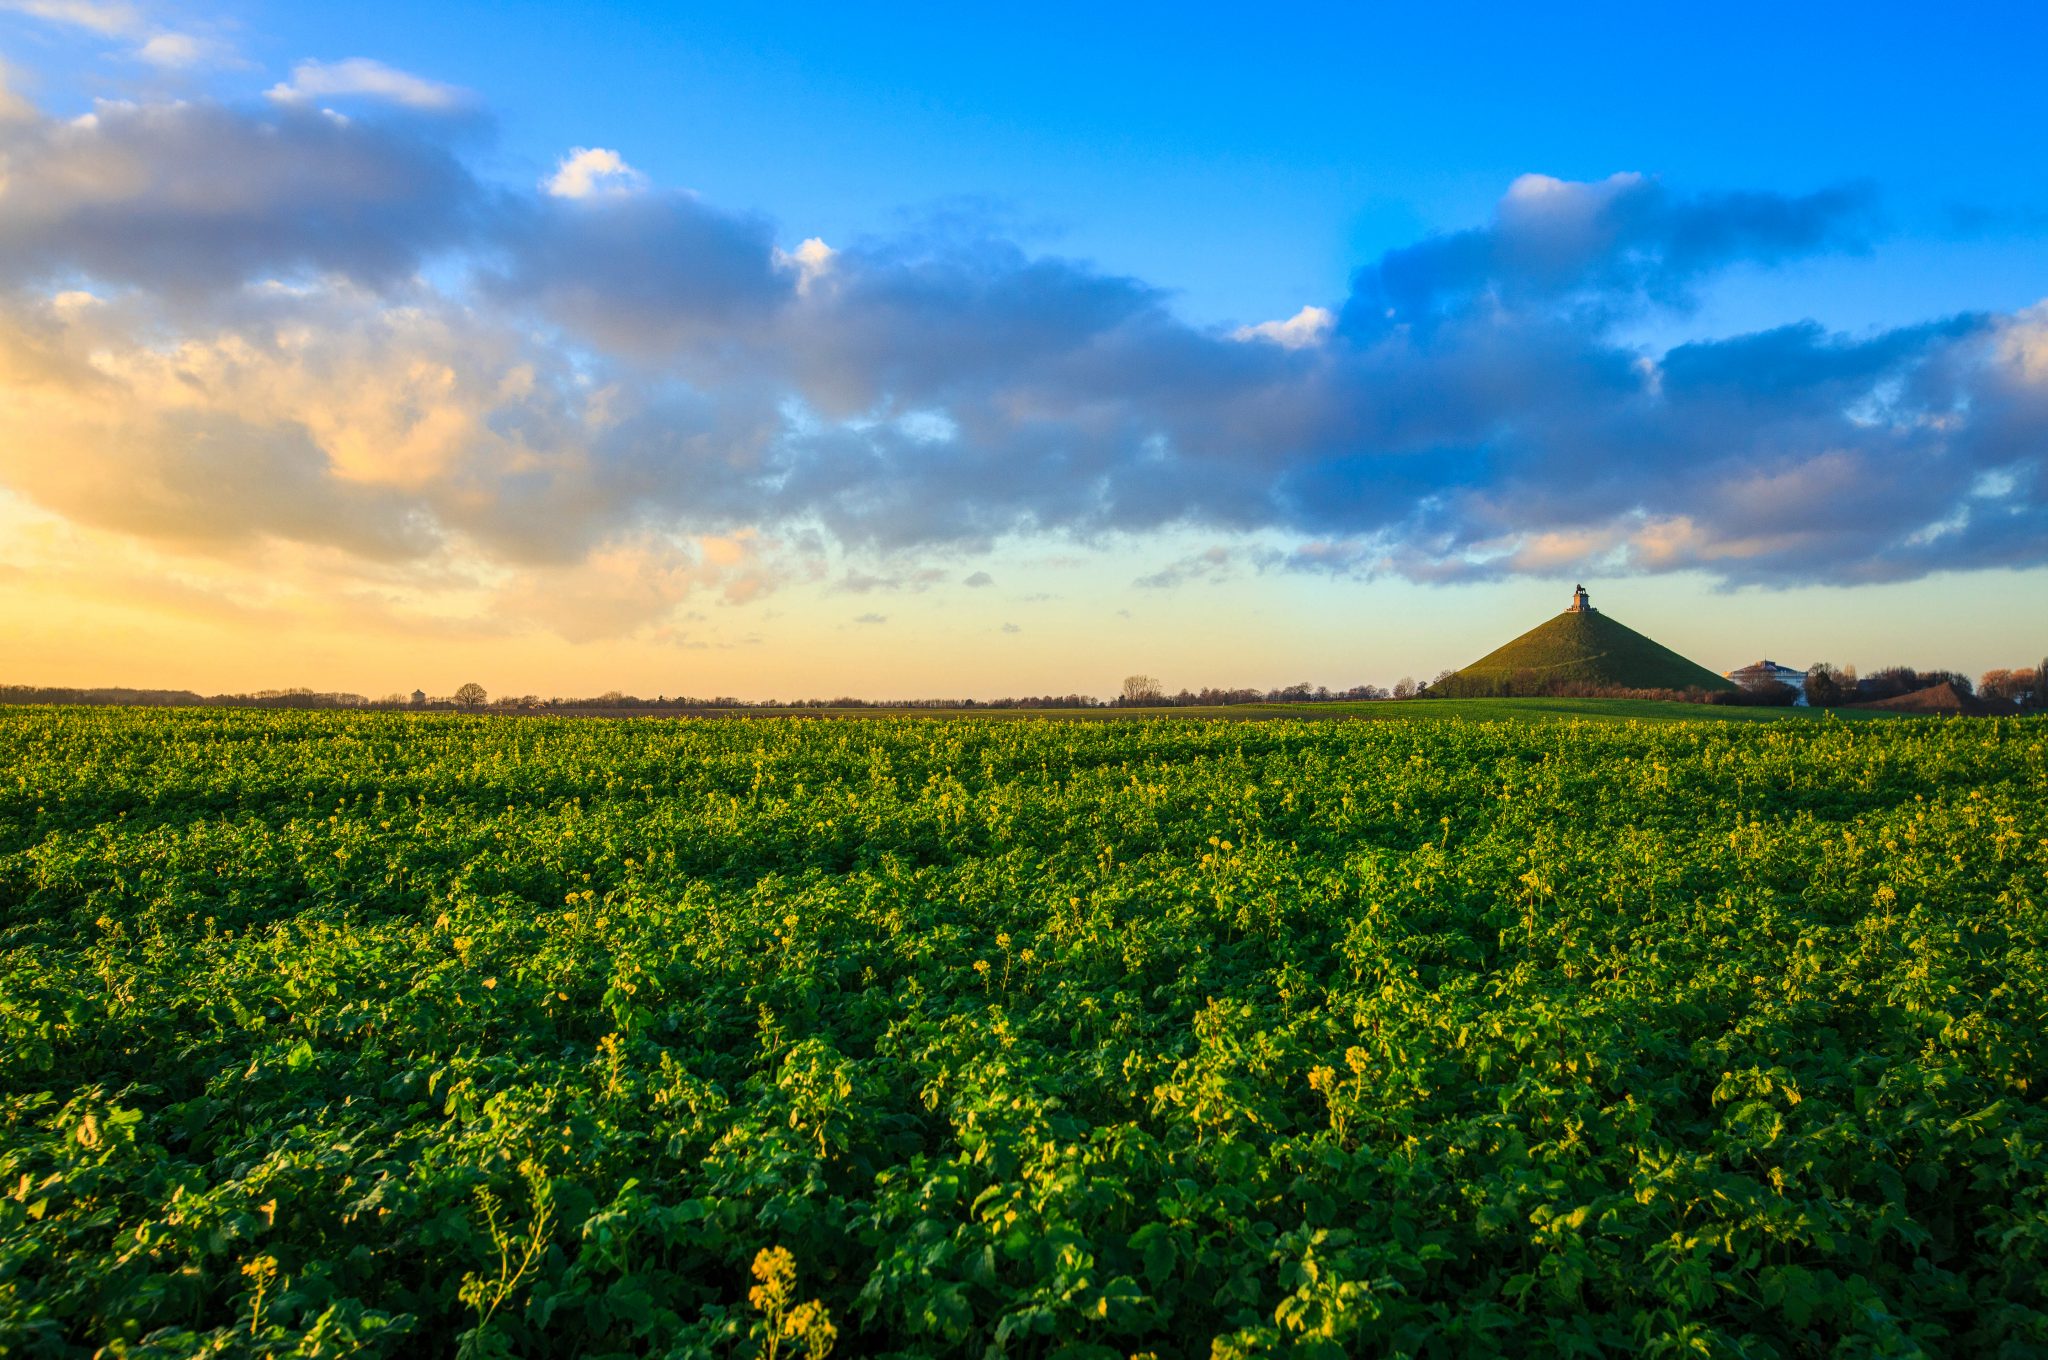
3, 3, 2043, 697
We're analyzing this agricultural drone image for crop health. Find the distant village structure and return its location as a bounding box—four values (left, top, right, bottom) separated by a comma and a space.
411, 689, 426, 707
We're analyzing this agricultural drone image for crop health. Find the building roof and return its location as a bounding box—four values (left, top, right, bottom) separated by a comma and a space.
1725, 660, 1805, 681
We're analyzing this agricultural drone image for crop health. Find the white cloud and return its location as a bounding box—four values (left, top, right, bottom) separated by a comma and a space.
1996, 301, 2048, 385
1502, 169, 1642, 211
0, 58, 35, 125
773, 236, 835, 295
266, 58, 471, 112
1, 0, 142, 36
499, 532, 780, 641
136, 31, 232, 69
1231, 304, 1333, 349
544, 146, 646, 199
3, 3, 238, 73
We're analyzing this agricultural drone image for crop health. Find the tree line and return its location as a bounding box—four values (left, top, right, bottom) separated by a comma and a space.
1112, 675, 1394, 706
4, 661, 2039, 714
1420, 661, 2044, 710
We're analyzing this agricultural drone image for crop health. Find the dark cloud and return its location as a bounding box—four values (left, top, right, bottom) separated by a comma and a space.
1658, 316, 1985, 404
1341, 173, 1877, 331
0, 99, 482, 294
0, 78, 2040, 590
831, 567, 947, 593
485, 191, 790, 356
1135, 547, 1234, 589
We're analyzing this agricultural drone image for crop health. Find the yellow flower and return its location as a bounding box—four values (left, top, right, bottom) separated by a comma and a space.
752, 1244, 796, 1291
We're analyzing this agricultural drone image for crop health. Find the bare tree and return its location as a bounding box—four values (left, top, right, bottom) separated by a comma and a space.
1121, 674, 1163, 705
453, 682, 488, 709
1983, 665, 2043, 707
1393, 676, 1416, 699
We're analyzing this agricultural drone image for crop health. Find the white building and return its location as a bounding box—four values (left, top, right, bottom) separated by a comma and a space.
1725, 660, 1808, 703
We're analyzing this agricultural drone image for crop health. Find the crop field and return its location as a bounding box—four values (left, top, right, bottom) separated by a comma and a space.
3, 707, 2045, 1359
645, 699, 1877, 724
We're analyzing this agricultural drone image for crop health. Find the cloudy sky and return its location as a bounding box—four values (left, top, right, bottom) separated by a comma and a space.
2, 1, 2043, 698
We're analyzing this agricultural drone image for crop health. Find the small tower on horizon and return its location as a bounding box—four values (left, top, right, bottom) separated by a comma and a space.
1568, 583, 1592, 614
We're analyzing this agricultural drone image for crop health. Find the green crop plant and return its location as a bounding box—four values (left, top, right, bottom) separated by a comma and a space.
0, 705, 2044, 1356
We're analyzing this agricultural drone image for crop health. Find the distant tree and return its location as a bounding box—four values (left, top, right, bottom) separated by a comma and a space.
1726, 680, 1800, 707
1805, 662, 1855, 708
1981, 666, 2042, 707
1121, 675, 1163, 705
1393, 676, 1416, 700
453, 682, 488, 709
1858, 666, 1925, 702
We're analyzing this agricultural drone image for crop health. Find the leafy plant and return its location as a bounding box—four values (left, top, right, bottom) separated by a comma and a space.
1, 705, 2043, 1356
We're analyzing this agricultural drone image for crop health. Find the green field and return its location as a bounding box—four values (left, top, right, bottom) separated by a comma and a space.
3, 707, 2045, 1358
734, 699, 1876, 723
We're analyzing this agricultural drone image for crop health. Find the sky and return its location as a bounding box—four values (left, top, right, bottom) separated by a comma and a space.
1, 0, 2044, 700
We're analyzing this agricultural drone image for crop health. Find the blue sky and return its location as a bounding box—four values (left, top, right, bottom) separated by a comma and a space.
21, 2, 2046, 329
0, 1, 2043, 695
172, 3, 2048, 323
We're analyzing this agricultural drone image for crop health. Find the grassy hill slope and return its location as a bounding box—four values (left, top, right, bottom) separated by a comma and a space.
1432, 609, 1735, 696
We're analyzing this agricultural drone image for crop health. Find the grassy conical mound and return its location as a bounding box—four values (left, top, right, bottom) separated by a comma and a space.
1432, 609, 1734, 696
